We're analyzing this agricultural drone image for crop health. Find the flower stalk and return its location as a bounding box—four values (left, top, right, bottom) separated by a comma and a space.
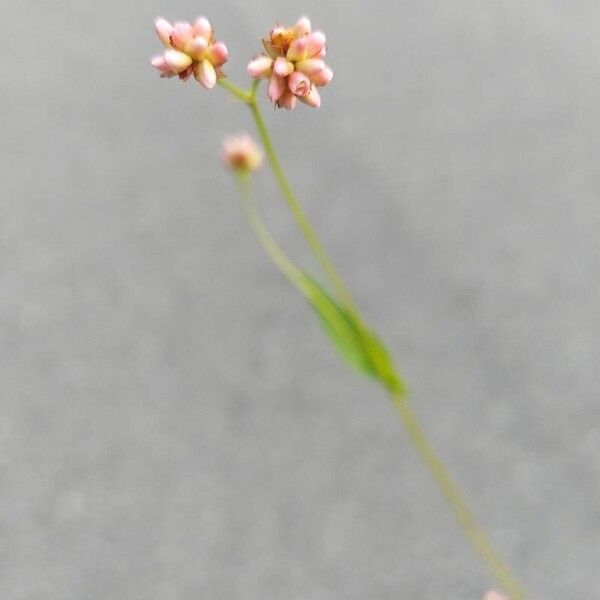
216, 76, 358, 314
247, 98, 358, 314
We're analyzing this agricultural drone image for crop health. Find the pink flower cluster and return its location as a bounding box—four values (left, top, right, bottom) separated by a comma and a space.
151, 15, 332, 109
151, 17, 228, 89
247, 16, 332, 109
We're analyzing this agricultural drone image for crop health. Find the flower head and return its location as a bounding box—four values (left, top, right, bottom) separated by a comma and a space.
246, 16, 332, 110
221, 134, 263, 172
151, 17, 228, 89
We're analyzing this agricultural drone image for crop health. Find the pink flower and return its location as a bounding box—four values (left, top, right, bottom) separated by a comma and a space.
151, 17, 228, 89
483, 592, 508, 600
221, 134, 263, 172
246, 16, 332, 110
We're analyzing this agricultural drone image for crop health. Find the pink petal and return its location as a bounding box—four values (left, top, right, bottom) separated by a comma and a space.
267, 74, 286, 103
155, 18, 173, 47
247, 55, 273, 79
207, 42, 228, 67
287, 71, 311, 97
310, 65, 333, 86
278, 90, 298, 110
194, 59, 217, 89
293, 16, 312, 37
164, 49, 193, 73
305, 31, 326, 57
286, 37, 307, 62
483, 593, 508, 600
170, 21, 193, 50
192, 17, 212, 40
299, 86, 321, 108
273, 56, 294, 77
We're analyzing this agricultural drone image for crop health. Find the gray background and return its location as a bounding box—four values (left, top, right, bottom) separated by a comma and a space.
2, 1, 599, 598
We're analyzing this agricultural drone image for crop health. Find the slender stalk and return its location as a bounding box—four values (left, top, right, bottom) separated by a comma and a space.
217, 79, 353, 309
247, 99, 358, 314
390, 391, 529, 600
235, 173, 306, 294
217, 78, 251, 102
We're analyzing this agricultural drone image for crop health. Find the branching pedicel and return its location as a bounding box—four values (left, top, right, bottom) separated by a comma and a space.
152, 15, 529, 600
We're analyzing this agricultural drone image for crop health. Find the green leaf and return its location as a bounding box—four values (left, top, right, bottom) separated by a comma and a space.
299, 273, 406, 395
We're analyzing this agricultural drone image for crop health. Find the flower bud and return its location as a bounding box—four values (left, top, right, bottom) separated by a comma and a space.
267, 75, 286, 102
304, 31, 326, 57
155, 18, 173, 47
207, 42, 228, 67
221, 134, 263, 172
247, 56, 273, 78
164, 49, 193, 73
310, 66, 333, 87
170, 22, 193, 50
278, 90, 297, 110
293, 16, 312, 37
151, 55, 174, 77
192, 17, 212, 40
287, 71, 311, 97
194, 59, 217, 89
273, 57, 294, 77
286, 37, 307, 62
299, 86, 321, 108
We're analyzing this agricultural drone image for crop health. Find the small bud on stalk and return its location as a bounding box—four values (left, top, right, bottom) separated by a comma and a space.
221, 134, 263, 173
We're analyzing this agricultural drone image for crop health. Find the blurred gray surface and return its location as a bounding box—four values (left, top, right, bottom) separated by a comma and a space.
2, 1, 600, 598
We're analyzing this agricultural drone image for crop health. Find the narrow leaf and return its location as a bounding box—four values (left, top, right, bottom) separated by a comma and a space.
300, 272, 375, 377
300, 272, 406, 394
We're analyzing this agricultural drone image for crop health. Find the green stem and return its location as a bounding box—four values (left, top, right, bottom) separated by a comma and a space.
217, 78, 251, 103
218, 79, 353, 310
235, 173, 306, 292
247, 99, 358, 314
390, 391, 529, 600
